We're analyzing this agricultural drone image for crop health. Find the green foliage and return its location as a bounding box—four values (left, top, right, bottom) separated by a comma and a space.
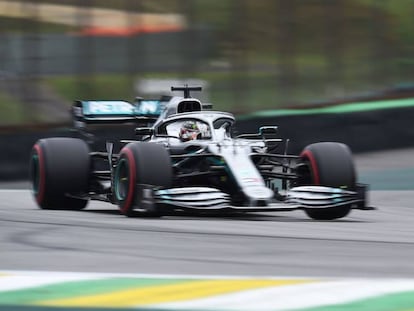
0, 16, 77, 33
46, 75, 137, 102
3, 0, 414, 124
4, 0, 181, 12
0, 92, 28, 125
3, 0, 414, 61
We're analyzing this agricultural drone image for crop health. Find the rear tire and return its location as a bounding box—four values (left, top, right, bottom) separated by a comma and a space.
299, 142, 356, 220
30, 138, 90, 210
114, 142, 172, 217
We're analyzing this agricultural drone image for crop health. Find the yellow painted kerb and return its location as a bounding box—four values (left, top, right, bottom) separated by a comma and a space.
38, 278, 315, 307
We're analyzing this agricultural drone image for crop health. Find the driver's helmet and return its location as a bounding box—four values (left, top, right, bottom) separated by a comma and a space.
179, 121, 201, 141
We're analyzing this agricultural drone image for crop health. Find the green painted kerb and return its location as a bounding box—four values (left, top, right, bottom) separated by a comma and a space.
239, 97, 414, 119
0, 277, 192, 306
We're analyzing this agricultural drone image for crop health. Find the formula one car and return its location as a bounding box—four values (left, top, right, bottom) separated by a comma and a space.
30, 86, 369, 220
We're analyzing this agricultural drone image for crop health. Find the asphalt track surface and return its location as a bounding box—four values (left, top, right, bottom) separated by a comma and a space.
1, 148, 414, 278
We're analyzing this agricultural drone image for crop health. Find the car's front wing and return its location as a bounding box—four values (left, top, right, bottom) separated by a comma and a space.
134, 184, 369, 213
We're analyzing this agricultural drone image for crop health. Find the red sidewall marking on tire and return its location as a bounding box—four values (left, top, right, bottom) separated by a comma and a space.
120, 148, 136, 214
33, 144, 45, 204
300, 150, 320, 185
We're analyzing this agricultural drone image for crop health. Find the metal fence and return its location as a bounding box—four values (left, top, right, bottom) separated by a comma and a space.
0, 0, 413, 124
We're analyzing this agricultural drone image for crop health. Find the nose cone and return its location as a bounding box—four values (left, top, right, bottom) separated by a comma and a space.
244, 185, 274, 205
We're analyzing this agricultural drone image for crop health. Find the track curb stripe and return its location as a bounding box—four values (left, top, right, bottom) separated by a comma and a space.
0, 277, 190, 305
294, 290, 414, 311
1, 271, 414, 310
38, 279, 310, 307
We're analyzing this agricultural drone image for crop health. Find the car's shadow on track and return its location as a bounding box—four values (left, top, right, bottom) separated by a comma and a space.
81, 209, 369, 223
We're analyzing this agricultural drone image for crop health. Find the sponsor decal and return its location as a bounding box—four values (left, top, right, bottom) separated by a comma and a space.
86, 101, 133, 115
136, 100, 161, 115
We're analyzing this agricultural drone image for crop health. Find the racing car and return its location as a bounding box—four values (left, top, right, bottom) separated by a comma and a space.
30, 86, 369, 220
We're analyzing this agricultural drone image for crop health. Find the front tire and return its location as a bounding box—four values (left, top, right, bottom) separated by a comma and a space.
114, 142, 172, 217
299, 142, 356, 220
30, 138, 90, 210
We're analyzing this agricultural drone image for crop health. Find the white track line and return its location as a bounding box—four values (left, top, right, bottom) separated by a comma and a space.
0, 273, 106, 291
151, 279, 414, 311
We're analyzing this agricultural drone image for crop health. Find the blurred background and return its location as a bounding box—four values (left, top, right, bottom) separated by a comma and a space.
0, 0, 414, 126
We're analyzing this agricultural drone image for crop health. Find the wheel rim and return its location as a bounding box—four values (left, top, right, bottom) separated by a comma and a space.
30, 154, 40, 195
300, 150, 320, 185
115, 158, 130, 201
31, 144, 45, 204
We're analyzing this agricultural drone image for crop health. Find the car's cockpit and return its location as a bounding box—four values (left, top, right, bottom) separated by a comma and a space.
162, 118, 212, 141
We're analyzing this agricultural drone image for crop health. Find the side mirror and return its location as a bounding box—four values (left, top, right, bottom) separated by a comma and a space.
236, 126, 279, 139
259, 126, 278, 136
135, 127, 154, 136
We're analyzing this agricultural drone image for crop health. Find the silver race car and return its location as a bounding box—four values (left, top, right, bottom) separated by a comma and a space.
30, 86, 370, 220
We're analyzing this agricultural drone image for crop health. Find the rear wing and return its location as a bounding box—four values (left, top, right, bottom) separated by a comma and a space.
72, 99, 167, 128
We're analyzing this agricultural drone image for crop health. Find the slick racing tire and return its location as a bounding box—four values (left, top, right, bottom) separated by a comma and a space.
299, 142, 356, 220
114, 142, 173, 217
30, 138, 90, 210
